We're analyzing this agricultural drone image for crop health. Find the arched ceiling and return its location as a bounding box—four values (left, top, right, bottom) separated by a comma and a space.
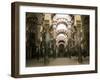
52, 14, 74, 48
56, 34, 68, 47
56, 23, 67, 31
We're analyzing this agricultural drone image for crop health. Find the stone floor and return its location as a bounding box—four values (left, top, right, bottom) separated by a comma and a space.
26, 56, 89, 67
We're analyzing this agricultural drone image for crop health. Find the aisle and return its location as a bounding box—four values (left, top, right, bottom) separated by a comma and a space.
26, 57, 89, 67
